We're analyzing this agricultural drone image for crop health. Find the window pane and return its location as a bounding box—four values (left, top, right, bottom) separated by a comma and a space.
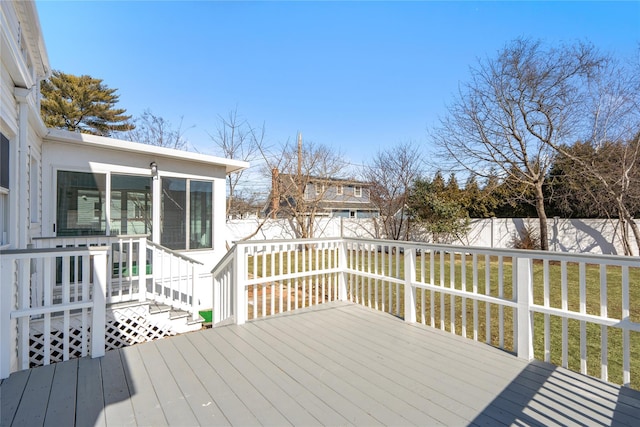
190, 181, 212, 249
161, 177, 186, 250
57, 171, 107, 236
0, 133, 9, 189
0, 192, 7, 245
111, 174, 152, 236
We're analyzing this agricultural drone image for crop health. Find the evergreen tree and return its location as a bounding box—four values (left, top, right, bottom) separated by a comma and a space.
408, 177, 469, 243
463, 175, 487, 218
41, 70, 133, 136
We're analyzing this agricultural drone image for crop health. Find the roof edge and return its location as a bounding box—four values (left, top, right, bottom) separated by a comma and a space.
43, 128, 249, 174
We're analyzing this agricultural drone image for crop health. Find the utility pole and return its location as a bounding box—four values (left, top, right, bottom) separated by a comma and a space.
297, 132, 302, 178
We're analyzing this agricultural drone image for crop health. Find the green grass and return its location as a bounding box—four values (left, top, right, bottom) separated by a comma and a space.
248, 249, 640, 389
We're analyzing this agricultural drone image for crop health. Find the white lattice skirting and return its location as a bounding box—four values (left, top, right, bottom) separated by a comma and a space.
28, 304, 177, 368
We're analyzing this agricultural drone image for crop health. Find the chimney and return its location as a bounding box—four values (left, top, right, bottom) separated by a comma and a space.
271, 167, 279, 219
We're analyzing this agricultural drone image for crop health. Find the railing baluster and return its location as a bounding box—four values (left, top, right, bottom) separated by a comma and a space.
544, 259, 550, 362
450, 251, 455, 334
430, 251, 435, 328
600, 264, 608, 382
461, 252, 467, 338
561, 260, 568, 368
279, 246, 284, 312
440, 251, 445, 331
485, 254, 491, 345
472, 253, 478, 341
622, 265, 630, 386
498, 255, 504, 349
579, 262, 587, 375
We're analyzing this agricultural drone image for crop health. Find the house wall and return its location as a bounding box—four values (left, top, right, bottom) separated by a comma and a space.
308, 182, 371, 203
1, 0, 49, 249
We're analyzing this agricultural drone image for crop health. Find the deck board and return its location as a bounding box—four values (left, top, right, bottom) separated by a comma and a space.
100, 346, 136, 426
0, 368, 29, 426
44, 358, 78, 427
150, 338, 224, 425
2, 301, 640, 426
119, 345, 168, 427
170, 333, 258, 426
135, 341, 200, 426
11, 363, 54, 426
75, 356, 106, 427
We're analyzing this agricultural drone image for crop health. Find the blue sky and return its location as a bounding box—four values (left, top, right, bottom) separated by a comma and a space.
37, 1, 639, 178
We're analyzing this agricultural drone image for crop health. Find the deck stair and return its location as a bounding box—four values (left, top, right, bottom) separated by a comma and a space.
27, 298, 203, 369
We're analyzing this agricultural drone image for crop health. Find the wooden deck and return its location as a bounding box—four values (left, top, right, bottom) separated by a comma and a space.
2, 302, 640, 426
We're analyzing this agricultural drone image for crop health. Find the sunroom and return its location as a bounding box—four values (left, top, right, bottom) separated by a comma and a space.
41, 128, 247, 269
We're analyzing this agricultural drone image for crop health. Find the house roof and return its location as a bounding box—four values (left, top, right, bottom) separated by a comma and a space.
277, 173, 372, 187
44, 128, 249, 174
317, 201, 378, 210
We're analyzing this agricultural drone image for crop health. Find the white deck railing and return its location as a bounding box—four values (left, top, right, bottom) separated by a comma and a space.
146, 241, 202, 320
34, 235, 202, 319
1, 246, 108, 379
212, 237, 640, 388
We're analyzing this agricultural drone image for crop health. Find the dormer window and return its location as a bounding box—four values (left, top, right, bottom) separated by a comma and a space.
354, 186, 362, 197
336, 185, 344, 195
315, 184, 325, 196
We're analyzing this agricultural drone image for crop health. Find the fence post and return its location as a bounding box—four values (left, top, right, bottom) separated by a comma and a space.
404, 247, 417, 323
338, 239, 348, 301
91, 248, 108, 358
516, 256, 534, 360
234, 245, 247, 325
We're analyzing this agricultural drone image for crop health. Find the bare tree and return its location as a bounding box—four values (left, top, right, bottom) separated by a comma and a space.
123, 109, 190, 149
432, 39, 605, 250
210, 109, 263, 217
549, 54, 640, 254
363, 142, 423, 240
265, 133, 347, 239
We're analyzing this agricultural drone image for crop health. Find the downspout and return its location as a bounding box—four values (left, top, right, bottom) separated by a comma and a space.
14, 87, 31, 249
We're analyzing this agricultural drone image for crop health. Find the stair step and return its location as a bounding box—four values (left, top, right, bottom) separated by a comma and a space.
148, 302, 171, 315
168, 309, 189, 320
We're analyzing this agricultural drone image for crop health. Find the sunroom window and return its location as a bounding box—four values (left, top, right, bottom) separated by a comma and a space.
161, 178, 212, 250
56, 171, 107, 236
110, 174, 152, 235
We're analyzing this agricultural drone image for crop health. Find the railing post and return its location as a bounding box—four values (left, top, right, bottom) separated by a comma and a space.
1, 255, 15, 379
404, 247, 417, 323
191, 264, 199, 321
91, 248, 108, 358
338, 239, 348, 301
212, 271, 221, 325
516, 256, 534, 360
234, 245, 247, 325
138, 238, 147, 302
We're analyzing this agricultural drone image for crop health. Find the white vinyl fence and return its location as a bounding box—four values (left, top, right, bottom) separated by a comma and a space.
226, 217, 639, 255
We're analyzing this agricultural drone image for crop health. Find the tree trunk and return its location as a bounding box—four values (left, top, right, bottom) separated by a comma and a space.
617, 200, 640, 256
534, 182, 549, 251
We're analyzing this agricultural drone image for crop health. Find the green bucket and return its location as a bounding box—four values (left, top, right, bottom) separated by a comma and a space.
199, 310, 213, 324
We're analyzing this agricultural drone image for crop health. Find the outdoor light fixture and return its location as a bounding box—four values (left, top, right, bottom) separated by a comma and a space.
150, 162, 158, 179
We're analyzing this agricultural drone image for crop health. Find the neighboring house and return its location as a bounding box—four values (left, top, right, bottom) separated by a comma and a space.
264, 169, 379, 219
1, 0, 248, 268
